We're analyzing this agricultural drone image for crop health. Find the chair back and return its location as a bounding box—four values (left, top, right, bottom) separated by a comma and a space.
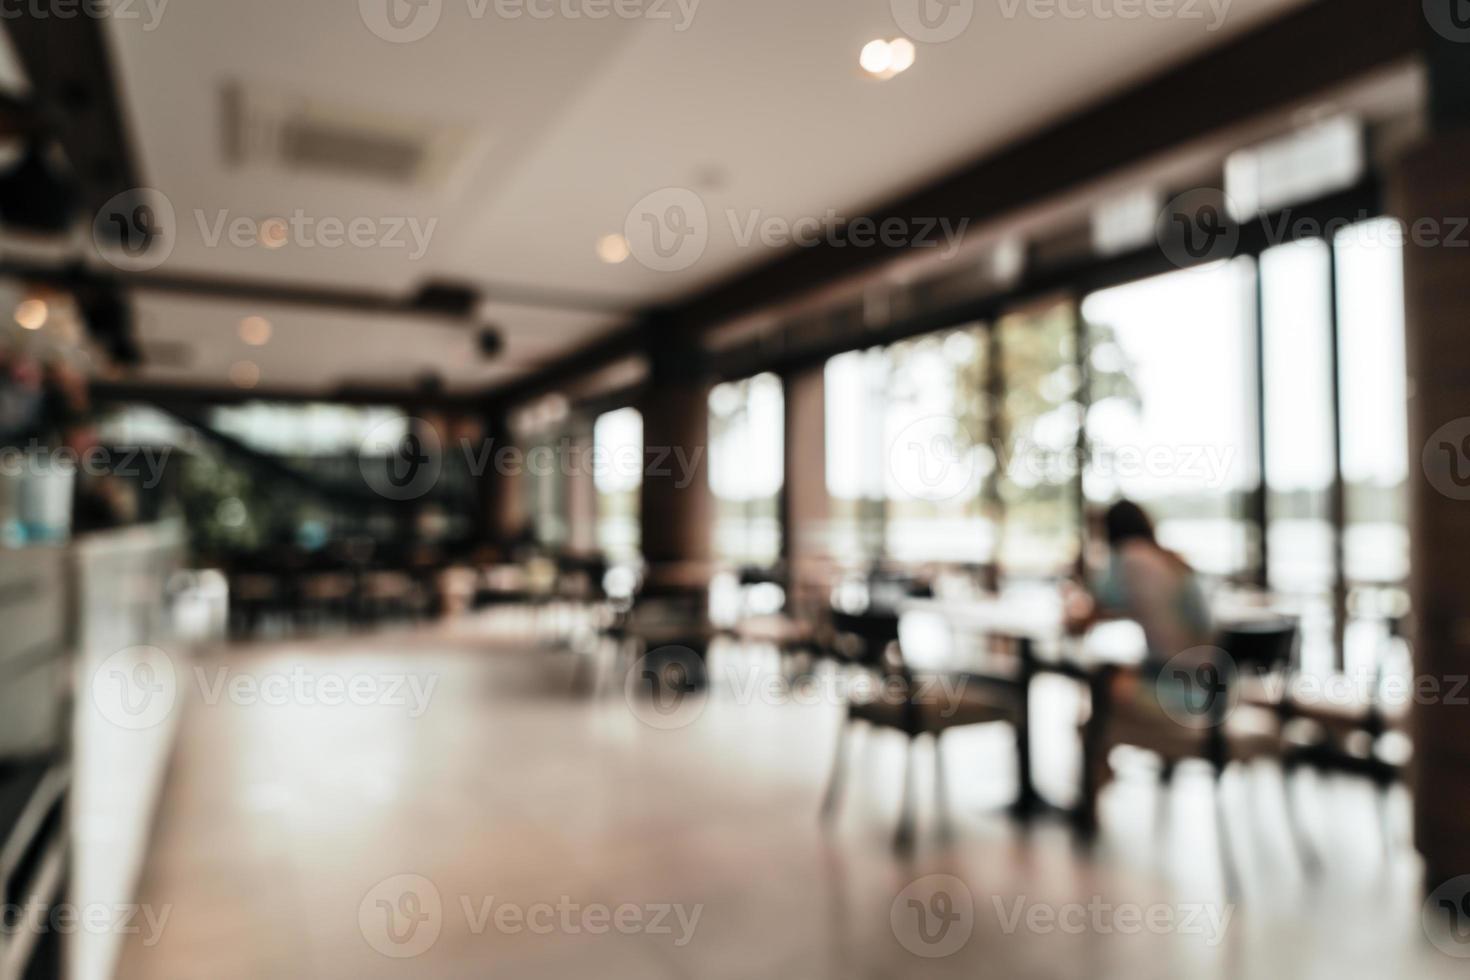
1217, 618, 1298, 677
829, 609, 903, 671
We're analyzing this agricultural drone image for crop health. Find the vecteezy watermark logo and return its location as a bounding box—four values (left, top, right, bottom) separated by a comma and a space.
0, 902, 172, 948
993, 896, 1233, 945
625, 187, 708, 272
360, 0, 699, 39
459, 895, 702, 943
360, 417, 443, 501
1156, 188, 1239, 268
891, 874, 975, 958
92, 188, 176, 271
359, 878, 702, 952
193, 210, 437, 259
623, 646, 706, 730
1424, 875, 1470, 957
359, 0, 443, 42
193, 666, 439, 717
1422, 417, 1470, 501
359, 874, 443, 958
0, 443, 171, 488
726, 209, 968, 258
1154, 646, 1238, 730
887, 416, 981, 502
891, 0, 974, 43
0, 0, 170, 30
1424, 0, 1470, 43
993, 0, 1232, 30
91, 646, 178, 731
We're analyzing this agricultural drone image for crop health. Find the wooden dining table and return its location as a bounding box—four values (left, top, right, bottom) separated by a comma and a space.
895, 588, 1293, 828
895, 591, 1147, 824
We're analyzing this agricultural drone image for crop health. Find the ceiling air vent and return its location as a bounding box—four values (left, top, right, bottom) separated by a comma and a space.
220, 81, 464, 187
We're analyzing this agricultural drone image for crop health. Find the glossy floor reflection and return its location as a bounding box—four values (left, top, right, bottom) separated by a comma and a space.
116, 613, 1456, 979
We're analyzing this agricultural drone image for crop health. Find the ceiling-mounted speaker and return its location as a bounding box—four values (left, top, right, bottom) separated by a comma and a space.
476, 326, 503, 359
71, 278, 141, 365
0, 140, 79, 235
410, 281, 480, 318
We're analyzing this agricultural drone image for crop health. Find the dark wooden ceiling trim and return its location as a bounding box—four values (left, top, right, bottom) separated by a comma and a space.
5, 10, 146, 222
660, 0, 1422, 337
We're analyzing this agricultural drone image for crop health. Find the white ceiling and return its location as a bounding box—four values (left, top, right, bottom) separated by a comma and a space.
91, 0, 1311, 395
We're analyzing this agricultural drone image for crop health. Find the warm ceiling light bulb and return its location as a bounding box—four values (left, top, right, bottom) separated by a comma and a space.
888, 38, 916, 73
258, 217, 289, 249
859, 39, 893, 75
15, 298, 48, 331
229, 360, 261, 389
239, 315, 273, 346
596, 233, 630, 264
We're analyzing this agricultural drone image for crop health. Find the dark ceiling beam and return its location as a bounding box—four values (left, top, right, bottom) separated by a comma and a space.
486, 322, 650, 405
4, 8, 146, 224
2, 256, 630, 323
91, 380, 482, 412
709, 180, 1383, 382
657, 0, 1422, 338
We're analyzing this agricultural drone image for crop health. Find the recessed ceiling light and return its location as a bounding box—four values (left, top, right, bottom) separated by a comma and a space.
596, 233, 630, 264
239, 315, 274, 346
860, 39, 892, 75
229, 360, 261, 389
15, 298, 48, 331
888, 38, 916, 73
239, 315, 273, 346
258, 217, 289, 249
860, 38, 915, 79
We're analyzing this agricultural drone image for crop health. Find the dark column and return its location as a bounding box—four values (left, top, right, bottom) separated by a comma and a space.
781, 365, 831, 606
1397, 14, 1470, 891
478, 406, 527, 553
637, 324, 712, 591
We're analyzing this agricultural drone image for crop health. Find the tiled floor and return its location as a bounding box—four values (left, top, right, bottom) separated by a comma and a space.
115, 613, 1461, 978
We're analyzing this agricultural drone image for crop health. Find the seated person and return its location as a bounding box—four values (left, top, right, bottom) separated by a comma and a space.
1065, 500, 1216, 798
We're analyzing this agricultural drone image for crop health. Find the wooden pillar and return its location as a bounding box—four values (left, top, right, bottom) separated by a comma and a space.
1395, 132, 1470, 891
637, 326, 712, 590
478, 407, 527, 551
1399, 12, 1470, 893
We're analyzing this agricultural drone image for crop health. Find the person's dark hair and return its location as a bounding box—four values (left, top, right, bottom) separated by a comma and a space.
1103, 499, 1156, 547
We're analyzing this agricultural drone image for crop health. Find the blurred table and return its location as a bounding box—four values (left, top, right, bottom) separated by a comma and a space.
896, 588, 1299, 827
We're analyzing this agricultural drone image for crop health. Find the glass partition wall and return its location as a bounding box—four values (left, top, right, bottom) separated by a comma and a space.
824, 217, 1406, 673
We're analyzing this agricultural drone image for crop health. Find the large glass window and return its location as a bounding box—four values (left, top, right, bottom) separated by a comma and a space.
1260, 239, 1337, 669
593, 407, 641, 561
997, 300, 1081, 576
1335, 220, 1408, 585
709, 374, 783, 566
1080, 259, 1257, 578
826, 328, 995, 567
1335, 219, 1409, 676
825, 348, 890, 564
883, 327, 995, 564
812, 216, 1406, 676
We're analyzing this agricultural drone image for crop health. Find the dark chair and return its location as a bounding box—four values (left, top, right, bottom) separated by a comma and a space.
1273, 611, 1412, 858
819, 609, 1021, 850
1080, 619, 1300, 888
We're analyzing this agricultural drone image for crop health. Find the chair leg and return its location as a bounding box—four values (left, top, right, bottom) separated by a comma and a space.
933, 733, 954, 843
1374, 773, 1397, 861
1213, 764, 1242, 899
1278, 760, 1322, 874
894, 736, 918, 853
1155, 760, 1175, 831
820, 718, 851, 822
